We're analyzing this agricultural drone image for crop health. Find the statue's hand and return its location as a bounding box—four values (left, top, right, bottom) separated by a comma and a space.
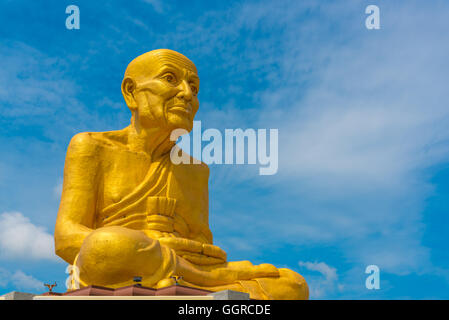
202, 243, 227, 261
158, 237, 227, 264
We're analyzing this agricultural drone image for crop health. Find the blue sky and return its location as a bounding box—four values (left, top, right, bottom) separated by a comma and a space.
1, 0, 449, 299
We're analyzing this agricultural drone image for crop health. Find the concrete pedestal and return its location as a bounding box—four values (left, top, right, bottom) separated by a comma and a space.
1, 291, 36, 300
208, 290, 250, 300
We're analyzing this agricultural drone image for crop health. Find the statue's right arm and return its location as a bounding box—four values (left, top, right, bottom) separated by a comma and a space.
54, 133, 99, 264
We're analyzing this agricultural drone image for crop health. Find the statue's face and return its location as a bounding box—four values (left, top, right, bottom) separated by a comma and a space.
131, 53, 200, 133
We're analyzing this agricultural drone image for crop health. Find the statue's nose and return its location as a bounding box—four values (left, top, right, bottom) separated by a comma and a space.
176, 80, 193, 101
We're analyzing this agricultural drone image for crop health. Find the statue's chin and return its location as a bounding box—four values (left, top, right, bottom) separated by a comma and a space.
167, 113, 194, 133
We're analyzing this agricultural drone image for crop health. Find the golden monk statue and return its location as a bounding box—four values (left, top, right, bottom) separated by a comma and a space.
54, 49, 308, 300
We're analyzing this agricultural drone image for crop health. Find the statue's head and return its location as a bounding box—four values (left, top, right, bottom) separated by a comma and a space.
122, 49, 200, 133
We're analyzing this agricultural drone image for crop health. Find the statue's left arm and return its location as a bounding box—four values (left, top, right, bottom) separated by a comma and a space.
54, 133, 99, 264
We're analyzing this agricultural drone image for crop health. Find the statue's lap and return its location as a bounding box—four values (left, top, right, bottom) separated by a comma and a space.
74, 226, 308, 300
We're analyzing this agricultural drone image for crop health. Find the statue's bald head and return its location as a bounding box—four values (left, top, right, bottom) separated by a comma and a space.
124, 49, 197, 82
121, 49, 200, 133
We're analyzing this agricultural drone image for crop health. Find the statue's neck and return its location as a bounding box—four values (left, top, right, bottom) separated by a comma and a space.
126, 121, 175, 160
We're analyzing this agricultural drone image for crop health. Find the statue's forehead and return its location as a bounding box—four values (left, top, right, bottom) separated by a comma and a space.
149, 51, 197, 74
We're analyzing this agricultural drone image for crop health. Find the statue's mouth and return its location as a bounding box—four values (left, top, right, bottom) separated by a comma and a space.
169, 103, 192, 115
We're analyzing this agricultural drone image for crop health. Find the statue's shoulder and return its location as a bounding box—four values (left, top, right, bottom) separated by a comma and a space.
68, 130, 127, 154
68, 132, 98, 154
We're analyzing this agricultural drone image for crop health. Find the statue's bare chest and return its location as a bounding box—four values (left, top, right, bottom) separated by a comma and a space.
99, 147, 151, 206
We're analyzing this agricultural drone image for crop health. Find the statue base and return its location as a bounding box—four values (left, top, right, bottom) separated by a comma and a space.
31, 284, 250, 300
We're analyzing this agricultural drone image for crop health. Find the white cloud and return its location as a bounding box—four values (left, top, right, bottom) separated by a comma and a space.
0, 212, 56, 261
0, 268, 44, 292
299, 261, 342, 298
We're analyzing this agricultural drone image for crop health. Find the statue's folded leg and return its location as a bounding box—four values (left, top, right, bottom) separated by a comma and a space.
75, 226, 177, 288
250, 268, 309, 300
177, 269, 308, 300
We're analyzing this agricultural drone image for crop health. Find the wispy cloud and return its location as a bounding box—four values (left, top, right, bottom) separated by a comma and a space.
0, 41, 128, 144
0, 268, 44, 292
53, 179, 63, 199
187, 0, 449, 279
0, 42, 77, 118
299, 261, 342, 298
262, 1, 449, 276
141, 0, 166, 14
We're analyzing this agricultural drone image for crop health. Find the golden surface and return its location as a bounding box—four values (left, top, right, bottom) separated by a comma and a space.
54, 49, 308, 300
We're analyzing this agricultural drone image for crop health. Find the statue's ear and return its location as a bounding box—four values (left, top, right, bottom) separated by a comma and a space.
121, 77, 137, 110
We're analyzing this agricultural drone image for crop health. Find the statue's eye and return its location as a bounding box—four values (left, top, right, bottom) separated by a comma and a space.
190, 83, 198, 95
163, 73, 176, 84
